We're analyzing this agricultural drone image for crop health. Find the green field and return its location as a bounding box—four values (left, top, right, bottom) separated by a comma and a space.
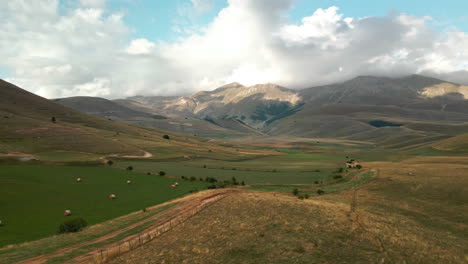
0, 165, 207, 247
114, 160, 336, 185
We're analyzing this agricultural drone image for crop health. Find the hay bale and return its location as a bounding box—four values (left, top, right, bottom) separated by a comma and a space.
64, 210, 72, 216
126, 180, 132, 184
76, 178, 82, 182
109, 194, 117, 199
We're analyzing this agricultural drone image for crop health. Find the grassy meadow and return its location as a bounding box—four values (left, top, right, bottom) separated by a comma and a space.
0, 165, 207, 247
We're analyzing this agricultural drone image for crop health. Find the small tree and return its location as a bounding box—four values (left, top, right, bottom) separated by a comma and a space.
51, 117, 56, 123
317, 189, 325, 195
203, 165, 207, 168
241, 181, 245, 186
190, 176, 197, 181
159, 171, 166, 176
107, 160, 114, 166
126, 166, 133, 171
163, 134, 170, 140
356, 164, 362, 169
58, 218, 87, 233
304, 194, 310, 199
292, 188, 299, 196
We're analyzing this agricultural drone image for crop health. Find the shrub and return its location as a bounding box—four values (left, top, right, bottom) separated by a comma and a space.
51, 117, 56, 123
162, 134, 170, 140
314, 181, 319, 184
189, 189, 199, 193
159, 171, 166, 176
58, 217, 87, 233
231, 177, 239, 185
298, 195, 304, 200
336, 167, 344, 173
203, 165, 207, 168
356, 164, 362, 169
189, 176, 197, 181
317, 189, 325, 195
126, 166, 133, 171
304, 194, 309, 199
207, 184, 217, 189
292, 188, 299, 196
147, 172, 152, 175
181, 176, 187, 180
107, 160, 114, 166
333, 175, 343, 179
241, 181, 245, 186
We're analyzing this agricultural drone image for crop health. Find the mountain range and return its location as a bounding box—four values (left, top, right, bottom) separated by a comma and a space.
51, 75, 468, 149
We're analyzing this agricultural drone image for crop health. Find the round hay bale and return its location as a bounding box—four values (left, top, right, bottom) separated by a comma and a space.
76, 178, 82, 182
126, 180, 131, 184
109, 194, 117, 199
174, 182, 179, 186
64, 210, 72, 216
170, 185, 175, 188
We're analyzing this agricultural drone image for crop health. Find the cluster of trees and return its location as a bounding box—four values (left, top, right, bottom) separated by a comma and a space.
292, 188, 310, 200
206, 177, 245, 189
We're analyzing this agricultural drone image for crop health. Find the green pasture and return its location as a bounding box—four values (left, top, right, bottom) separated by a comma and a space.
114, 159, 336, 185
0, 165, 207, 247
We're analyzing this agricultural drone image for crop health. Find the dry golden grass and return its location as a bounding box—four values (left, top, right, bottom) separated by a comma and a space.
107, 156, 467, 264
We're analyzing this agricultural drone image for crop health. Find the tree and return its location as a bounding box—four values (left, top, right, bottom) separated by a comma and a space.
241, 181, 245, 186
159, 171, 166, 176
107, 160, 114, 166
317, 189, 325, 195
126, 166, 133, 171
292, 188, 299, 196
190, 176, 197, 181
163, 134, 170, 140
51, 117, 56, 123
356, 164, 362, 169
58, 218, 87, 233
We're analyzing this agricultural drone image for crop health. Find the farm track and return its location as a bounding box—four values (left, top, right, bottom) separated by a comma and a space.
15, 189, 238, 264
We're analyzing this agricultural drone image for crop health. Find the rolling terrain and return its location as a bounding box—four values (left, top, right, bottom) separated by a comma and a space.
1, 77, 468, 264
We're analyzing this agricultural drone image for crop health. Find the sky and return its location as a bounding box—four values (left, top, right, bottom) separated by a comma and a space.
1, 0, 467, 98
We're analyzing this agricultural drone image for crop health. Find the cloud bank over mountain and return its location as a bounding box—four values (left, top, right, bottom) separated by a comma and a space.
1, 0, 467, 98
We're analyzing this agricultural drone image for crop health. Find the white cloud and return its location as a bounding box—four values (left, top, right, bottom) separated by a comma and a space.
0, 0, 467, 99
125, 39, 156, 55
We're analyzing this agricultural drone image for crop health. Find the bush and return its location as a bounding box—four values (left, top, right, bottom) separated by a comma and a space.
207, 184, 217, 189
317, 189, 325, 195
298, 195, 304, 200
356, 164, 362, 169
162, 134, 170, 140
107, 160, 114, 166
292, 188, 299, 196
241, 181, 245, 186
189, 176, 197, 181
333, 175, 343, 179
304, 194, 309, 199
58, 217, 88, 233
336, 167, 344, 173
147, 172, 152, 175
51, 117, 56, 123
203, 165, 207, 168
314, 181, 319, 184
159, 171, 166, 176
126, 166, 133, 171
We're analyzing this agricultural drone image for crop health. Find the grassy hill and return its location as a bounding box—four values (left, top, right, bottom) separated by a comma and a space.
0, 79, 267, 161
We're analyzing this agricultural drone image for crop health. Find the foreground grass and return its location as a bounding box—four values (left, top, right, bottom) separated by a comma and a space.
0, 203, 176, 264
0, 165, 207, 247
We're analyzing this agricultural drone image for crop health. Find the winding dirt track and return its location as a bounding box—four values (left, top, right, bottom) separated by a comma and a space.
15, 189, 238, 264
